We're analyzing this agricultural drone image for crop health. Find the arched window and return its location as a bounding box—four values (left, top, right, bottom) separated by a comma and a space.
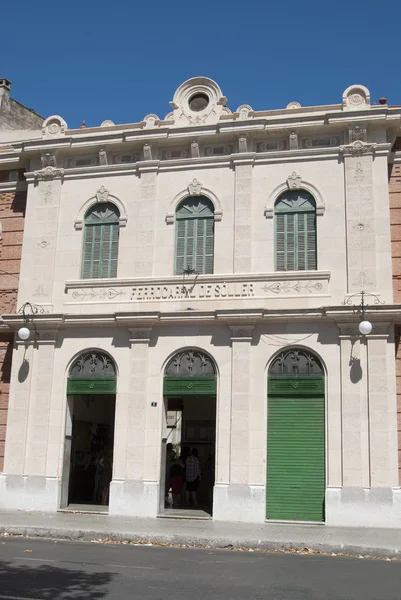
175, 197, 214, 275
82, 203, 120, 279
275, 190, 317, 271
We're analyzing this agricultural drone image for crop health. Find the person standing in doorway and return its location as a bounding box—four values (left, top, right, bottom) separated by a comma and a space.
185, 448, 201, 508
165, 443, 175, 507
180, 446, 191, 507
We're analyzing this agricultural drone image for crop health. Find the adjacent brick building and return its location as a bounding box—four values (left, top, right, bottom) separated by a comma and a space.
0, 79, 43, 469
389, 140, 401, 483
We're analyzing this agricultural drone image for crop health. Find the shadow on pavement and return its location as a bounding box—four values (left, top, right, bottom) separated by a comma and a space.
0, 559, 115, 599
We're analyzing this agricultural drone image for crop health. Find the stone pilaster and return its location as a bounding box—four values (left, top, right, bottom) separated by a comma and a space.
24, 330, 59, 477
134, 163, 159, 276
20, 164, 64, 309
214, 325, 265, 522
338, 324, 370, 487
229, 325, 253, 483
0, 330, 60, 511
109, 327, 158, 517
366, 324, 398, 487
2, 338, 34, 476
341, 141, 377, 293
233, 157, 254, 273
327, 322, 401, 527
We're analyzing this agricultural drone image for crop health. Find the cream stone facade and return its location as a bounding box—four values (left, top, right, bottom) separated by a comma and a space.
1, 77, 401, 527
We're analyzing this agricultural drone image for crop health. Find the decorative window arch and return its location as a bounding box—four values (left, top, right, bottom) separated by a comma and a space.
164, 349, 217, 377
163, 348, 217, 396
275, 190, 317, 272
82, 202, 120, 279
269, 348, 324, 377
67, 349, 117, 394
175, 196, 214, 275
166, 182, 223, 224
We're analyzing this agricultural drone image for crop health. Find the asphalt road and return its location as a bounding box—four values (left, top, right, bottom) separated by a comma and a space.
0, 538, 401, 600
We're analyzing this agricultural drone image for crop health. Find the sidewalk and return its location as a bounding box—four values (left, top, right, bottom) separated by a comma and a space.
1, 510, 401, 558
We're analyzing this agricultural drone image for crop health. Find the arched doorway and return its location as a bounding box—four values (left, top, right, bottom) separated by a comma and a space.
62, 351, 117, 511
161, 349, 217, 517
266, 348, 325, 522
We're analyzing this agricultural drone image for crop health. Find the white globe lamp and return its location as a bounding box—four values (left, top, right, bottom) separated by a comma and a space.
18, 326, 30, 341
358, 320, 372, 336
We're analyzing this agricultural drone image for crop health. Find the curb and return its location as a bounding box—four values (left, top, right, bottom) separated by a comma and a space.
1, 525, 401, 559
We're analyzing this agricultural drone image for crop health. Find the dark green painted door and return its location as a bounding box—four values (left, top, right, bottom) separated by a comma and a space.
266, 376, 325, 522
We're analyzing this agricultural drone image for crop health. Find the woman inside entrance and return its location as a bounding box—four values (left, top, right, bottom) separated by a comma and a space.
185, 448, 201, 508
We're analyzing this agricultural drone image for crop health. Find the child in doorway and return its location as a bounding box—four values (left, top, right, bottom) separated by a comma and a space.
169, 456, 184, 508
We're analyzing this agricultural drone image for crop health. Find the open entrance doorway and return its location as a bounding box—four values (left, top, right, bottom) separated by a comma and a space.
62, 351, 117, 512
160, 350, 217, 519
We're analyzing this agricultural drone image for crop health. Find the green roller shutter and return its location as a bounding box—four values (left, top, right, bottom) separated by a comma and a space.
266, 376, 325, 522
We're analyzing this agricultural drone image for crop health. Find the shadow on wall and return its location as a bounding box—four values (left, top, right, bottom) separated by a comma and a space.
349, 356, 362, 384
0, 559, 114, 599
18, 358, 29, 383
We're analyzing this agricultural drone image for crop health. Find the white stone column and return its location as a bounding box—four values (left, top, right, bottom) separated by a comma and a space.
110, 327, 158, 517
214, 325, 264, 523
233, 156, 254, 273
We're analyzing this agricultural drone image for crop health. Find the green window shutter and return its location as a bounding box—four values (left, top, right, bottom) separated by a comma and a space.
175, 219, 187, 275
204, 217, 214, 274
275, 213, 285, 271
175, 197, 214, 275
82, 203, 120, 279
306, 212, 317, 270
286, 213, 296, 271
275, 191, 317, 272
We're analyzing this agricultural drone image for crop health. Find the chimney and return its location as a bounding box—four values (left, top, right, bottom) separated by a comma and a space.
0, 78, 11, 92
0, 79, 11, 110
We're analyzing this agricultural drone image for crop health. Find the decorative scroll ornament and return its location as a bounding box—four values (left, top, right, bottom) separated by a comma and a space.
143, 144, 152, 160
236, 104, 254, 120
165, 350, 216, 377
33, 166, 65, 182
238, 136, 248, 153
99, 149, 108, 166
349, 124, 367, 143
42, 115, 67, 138
96, 185, 109, 203
143, 114, 159, 128
286, 171, 302, 190
191, 141, 200, 158
340, 140, 376, 156
69, 351, 116, 378
286, 101, 301, 109
269, 349, 324, 377
41, 152, 56, 168
342, 85, 371, 110
188, 178, 203, 196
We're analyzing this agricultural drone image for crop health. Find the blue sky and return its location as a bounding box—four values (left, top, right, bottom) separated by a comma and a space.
3, 0, 400, 128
